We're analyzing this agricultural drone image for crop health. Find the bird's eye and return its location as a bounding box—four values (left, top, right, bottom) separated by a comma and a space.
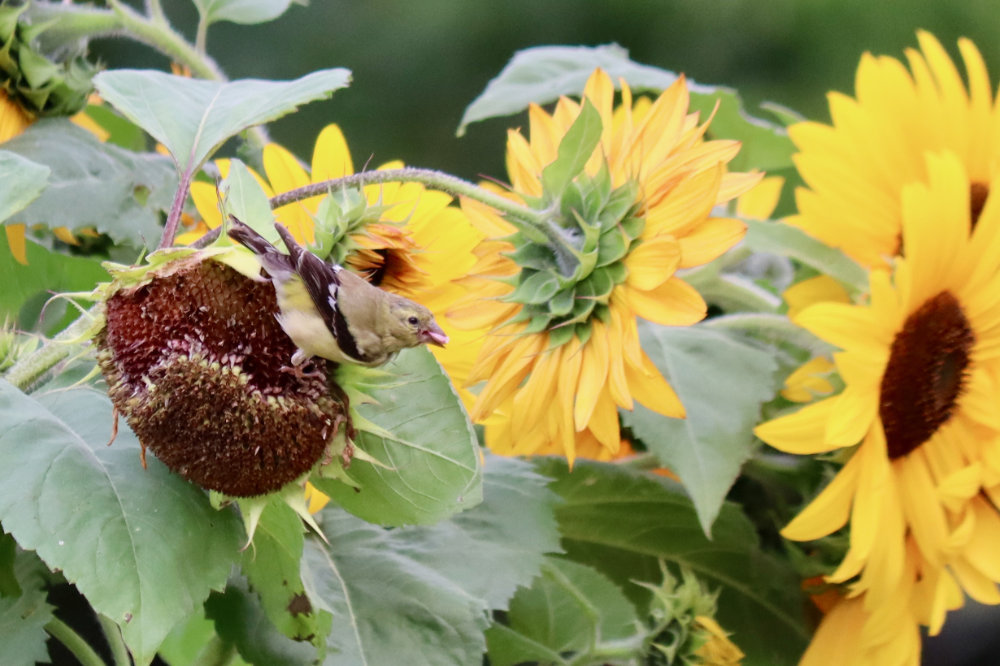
407, 315, 420, 326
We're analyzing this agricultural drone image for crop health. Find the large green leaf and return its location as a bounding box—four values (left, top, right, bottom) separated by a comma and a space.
0, 382, 244, 664
0, 218, 108, 331
205, 578, 318, 666
535, 458, 809, 666
302, 456, 561, 666
242, 500, 331, 647
0, 543, 53, 666
486, 557, 642, 666
314, 347, 482, 526
0, 119, 176, 249
0, 151, 49, 224
622, 321, 781, 535
457, 44, 794, 171
193, 0, 302, 25
93, 69, 351, 175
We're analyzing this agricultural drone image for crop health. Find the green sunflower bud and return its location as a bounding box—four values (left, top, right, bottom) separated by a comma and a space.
640, 562, 742, 665
95, 251, 347, 497
0, 4, 97, 117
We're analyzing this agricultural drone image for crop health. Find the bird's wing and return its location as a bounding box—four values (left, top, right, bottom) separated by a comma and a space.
273, 223, 365, 362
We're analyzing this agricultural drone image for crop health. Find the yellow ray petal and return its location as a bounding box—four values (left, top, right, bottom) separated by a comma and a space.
755, 397, 840, 454
782, 451, 861, 540
623, 278, 706, 326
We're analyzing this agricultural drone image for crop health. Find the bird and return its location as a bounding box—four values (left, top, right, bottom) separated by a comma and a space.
227, 216, 448, 370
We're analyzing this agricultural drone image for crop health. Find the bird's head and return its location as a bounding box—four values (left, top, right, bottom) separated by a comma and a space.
383, 297, 449, 351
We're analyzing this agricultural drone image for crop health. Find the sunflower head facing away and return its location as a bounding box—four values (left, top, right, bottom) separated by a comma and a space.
450, 68, 760, 462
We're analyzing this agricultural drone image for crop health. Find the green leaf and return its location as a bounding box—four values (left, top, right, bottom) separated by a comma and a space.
94, 68, 351, 176
743, 218, 868, 293
536, 458, 809, 666
0, 545, 53, 666
315, 347, 482, 526
457, 43, 793, 171
206, 578, 318, 666
193, 0, 301, 26
486, 557, 642, 666
0, 151, 48, 223
623, 322, 781, 535
0, 119, 176, 250
303, 456, 562, 666
224, 159, 276, 236
540, 99, 603, 198
0, 226, 108, 332
242, 500, 331, 646
0, 382, 244, 663
458, 44, 673, 136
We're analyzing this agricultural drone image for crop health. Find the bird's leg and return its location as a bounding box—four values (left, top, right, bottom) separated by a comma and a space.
281, 348, 326, 381
327, 380, 358, 444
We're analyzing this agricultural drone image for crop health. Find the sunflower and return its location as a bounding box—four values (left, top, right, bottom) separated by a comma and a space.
800, 584, 921, 666
755, 152, 1000, 626
189, 124, 479, 305
188, 125, 483, 403
789, 31, 1000, 268
445, 68, 760, 463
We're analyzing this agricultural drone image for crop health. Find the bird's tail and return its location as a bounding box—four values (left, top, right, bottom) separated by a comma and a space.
227, 216, 293, 277
227, 216, 274, 256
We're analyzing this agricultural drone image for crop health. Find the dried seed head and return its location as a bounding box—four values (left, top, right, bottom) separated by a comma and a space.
96, 254, 344, 496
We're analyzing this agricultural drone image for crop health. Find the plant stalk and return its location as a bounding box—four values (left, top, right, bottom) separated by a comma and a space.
268, 167, 547, 228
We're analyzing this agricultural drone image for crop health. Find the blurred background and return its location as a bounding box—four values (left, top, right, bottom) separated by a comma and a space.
102, 0, 1000, 182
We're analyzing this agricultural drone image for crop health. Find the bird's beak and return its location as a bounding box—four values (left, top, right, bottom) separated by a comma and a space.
420, 323, 449, 347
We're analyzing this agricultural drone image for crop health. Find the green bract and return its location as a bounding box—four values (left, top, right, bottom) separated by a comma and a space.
0, 5, 96, 117
504, 165, 642, 348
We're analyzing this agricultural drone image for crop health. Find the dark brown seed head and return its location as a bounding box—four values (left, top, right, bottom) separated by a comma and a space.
879, 290, 974, 459
95, 254, 343, 496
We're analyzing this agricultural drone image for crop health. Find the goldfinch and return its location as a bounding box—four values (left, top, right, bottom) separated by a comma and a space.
228, 217, 448, 369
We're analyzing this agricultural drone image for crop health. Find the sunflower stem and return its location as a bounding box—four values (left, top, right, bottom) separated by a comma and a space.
3, 308, 99, 392
161, 165, 195, 249
107, 0, 224, 80
701, 312, 833, 354
98, 614, 131, 666
267, 167, 549, 228
45, 616, 106, 666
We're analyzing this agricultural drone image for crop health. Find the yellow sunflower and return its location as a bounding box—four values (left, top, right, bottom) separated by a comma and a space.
188, 124, 483, 398
446, 68, 760, 463
801, 583, 921, 666
789, 31, 1000, 268
756, 152, 1000, 625
189, 124, 480, 303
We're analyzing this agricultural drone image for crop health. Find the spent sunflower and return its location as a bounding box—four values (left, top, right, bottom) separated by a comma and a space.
756, 152, 1000, 626
790, 31, 1000, 268
447, 68, 760, 463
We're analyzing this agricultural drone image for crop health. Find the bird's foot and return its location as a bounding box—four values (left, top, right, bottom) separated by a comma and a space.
281, 349, 326, 382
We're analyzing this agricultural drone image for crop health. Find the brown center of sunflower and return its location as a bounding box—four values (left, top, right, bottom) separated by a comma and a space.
878, 290, 973, 459
970, 182, 990, 228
